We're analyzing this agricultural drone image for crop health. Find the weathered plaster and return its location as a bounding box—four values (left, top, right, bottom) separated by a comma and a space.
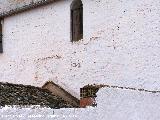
0, 0, 160, 98
0, 0, 53, 14
0, 0, 58, 18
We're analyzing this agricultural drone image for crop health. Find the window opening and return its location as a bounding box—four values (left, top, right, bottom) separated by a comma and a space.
0, 20, 3, 53
71, 0, 83, 42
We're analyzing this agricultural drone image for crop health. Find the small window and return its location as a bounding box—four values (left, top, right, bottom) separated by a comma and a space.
0, 20, 3, 53
71, 0, 83, 42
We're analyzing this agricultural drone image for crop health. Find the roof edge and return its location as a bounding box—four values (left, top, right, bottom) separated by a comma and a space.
0, 0, 57, 19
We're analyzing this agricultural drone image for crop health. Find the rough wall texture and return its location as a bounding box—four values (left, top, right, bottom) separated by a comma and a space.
0, 0, 160, 98
94, 87, 160, 120
0, 82, 75, 108
0, 0, 32, 13
0, 0, 50, 14
1, 87, 160, 120
0, 0, 58, 18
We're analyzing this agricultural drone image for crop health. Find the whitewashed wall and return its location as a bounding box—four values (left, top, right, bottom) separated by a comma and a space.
0, 0, 160, 98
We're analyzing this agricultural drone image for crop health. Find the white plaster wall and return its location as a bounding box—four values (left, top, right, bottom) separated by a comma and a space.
0, 0, 160, 98
95, 87, 160, 120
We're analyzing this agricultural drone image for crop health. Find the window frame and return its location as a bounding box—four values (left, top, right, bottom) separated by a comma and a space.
71, 0, 83, 42
0, 19, 3, 53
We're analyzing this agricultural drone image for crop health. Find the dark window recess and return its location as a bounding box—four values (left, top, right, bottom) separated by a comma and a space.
80, 84, 106, 107
0, 20, 2, 53
80, 85, 99, 98
71, 0, 83, 42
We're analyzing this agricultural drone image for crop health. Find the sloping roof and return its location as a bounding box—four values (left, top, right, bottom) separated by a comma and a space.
0, 82, 77, 108
0, 0, 57, 18
42, 81, 80, 107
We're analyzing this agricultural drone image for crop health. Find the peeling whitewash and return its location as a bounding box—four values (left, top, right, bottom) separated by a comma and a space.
1, 87, 160, 120
0, 0, 160, 98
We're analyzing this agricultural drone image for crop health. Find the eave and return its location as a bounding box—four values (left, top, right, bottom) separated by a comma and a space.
0, 0, 58, 19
